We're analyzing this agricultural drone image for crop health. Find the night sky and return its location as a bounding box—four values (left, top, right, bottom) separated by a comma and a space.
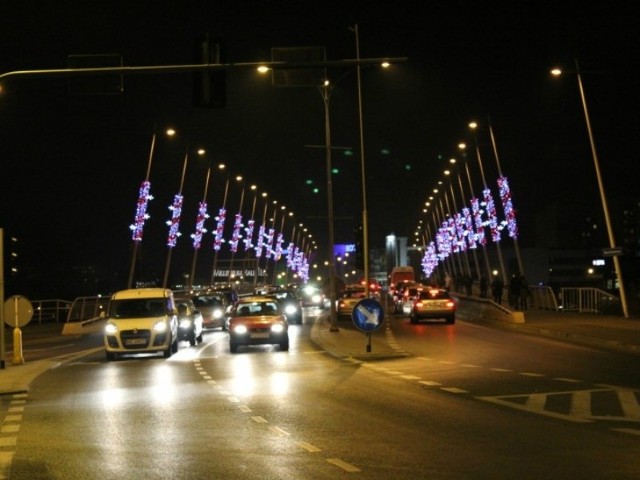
1, 1, 639, 297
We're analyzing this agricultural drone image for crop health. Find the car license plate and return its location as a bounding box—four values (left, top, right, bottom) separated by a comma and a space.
250, 332, 269, 339
125, 338, 147, 345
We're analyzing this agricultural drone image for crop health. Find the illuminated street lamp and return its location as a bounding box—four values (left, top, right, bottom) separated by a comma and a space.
551, 61, 629, 318
127, 126, 175, 289
189, 150, 211, 289
163, 147, 190, 288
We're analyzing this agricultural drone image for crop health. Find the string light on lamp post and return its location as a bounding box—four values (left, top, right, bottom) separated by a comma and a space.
551, 61, 629, 318
127, 126, 175, 289
188, 149, 211, 289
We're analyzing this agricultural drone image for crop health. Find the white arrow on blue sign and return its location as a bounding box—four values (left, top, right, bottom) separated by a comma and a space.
352, 298, 384, 332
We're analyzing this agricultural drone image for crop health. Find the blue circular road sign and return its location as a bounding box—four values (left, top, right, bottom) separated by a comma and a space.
352, 298, 384, 332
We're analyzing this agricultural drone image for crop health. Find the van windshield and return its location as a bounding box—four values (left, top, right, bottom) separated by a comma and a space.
110, 299, 168, 318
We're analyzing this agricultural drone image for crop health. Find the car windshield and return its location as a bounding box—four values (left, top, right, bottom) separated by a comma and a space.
343, 289, 366, 299
236, 301, 280, 316
193, 296, 224, 308
110, 298, 167, 318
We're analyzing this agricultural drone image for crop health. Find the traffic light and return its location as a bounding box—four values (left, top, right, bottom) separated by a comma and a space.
193, 35, 226, 108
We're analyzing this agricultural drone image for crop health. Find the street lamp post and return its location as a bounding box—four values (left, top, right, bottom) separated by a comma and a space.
189, 152, 211, 289
127, 126, 175, 289
552, 60, 629, 318
163, 148, 190, 288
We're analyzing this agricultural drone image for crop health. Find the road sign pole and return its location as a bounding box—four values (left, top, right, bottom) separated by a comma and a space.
11, 297, 24, 365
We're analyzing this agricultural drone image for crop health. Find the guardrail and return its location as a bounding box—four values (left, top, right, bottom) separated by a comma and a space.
528, 285, 559, 311
66, 296, 110, 323
560, 287, 622, 315
30, 299, 73, 324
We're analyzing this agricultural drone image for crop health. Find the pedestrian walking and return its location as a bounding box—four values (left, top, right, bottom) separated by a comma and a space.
491, 276, 504, 304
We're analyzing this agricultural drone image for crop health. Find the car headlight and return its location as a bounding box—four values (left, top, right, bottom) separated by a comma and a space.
153, 321, 168, 333
284, 304, 298, 315
179, 319, 192, 329
105, 322, 118, 334
212, 308, 224, 319
233, 324, 248, 334
311, 294, 322, 303
271, 323, 285, 333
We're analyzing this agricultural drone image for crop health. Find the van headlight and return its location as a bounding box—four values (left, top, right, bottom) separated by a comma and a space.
105, 322, 118, 334
284, 304, 298, 315
233, 324, 248, 334
153, 321, 168, 333
271, 324, 285, 333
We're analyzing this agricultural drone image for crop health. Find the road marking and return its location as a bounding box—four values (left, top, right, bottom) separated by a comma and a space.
227, 396, 240, 403
520, 372, 545, 377
297, 441, 322, 452
418, 380, 441, 387
238, 405, 252, 413
268, 426, 290, 437
441, 387, 468, 394
327, 458, 361, 472
251, 416, 268, 424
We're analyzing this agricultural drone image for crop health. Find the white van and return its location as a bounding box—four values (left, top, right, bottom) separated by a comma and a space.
104, 288, 179, 360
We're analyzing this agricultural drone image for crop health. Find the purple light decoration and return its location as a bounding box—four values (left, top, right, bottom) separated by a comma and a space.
265, 228, 275, 258
213, 207, 226, 251
421, 241, 438, 277
190, 201, 209, 249
255, 225, 266, 258
462, 207, 477, 249
229, 213, 243, 253
286, 244, 297, 270
470, 197, 486, 246
482, 187, 500, 243
497, 176, 519, 239
166, 194, 183, 247
243, 219, 255, 251
129, 180, 153, 242
273, 233, 284, 261
454, 213, 467, 252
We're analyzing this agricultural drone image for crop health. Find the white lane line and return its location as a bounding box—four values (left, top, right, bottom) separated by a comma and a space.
441, 387, 468, 394
227, 397, 240, 403
460, 364, 481, 368
0, 425, 19, 434
418, 380, 441, 387
555, 378, 583, 383
0, 437, 17, 447
520, 372, 545, 377
297, 442, 322, 453
490, 368, 512, 372
611, 428, 640, 436
251, 416, 268, 424
238, 405, 252, 413
400, 375, 421, 380
268, 426, 290, 437
327, 458, 361, 472
4, 415, 21, 422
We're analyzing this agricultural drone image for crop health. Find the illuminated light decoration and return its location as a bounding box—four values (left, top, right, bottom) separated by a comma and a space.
265, 228, 275, 258
462, 207, 477, 249
229, 213, 243, 253
482, 187, 500, 243
447, 217, 460, 253
273, 233, 284, 261
454, 213, 467, 252
287, 244, 297, 270
190, 201, 209, 249
497, 176, 519, 239
436, 224, 452, 260
298, 256, 310, 282
421, 241, 438, 277
243, 219, 255, 251
166, 194, 184, 247
213, 207, 226, 251
470, 197, 486, 246
255, 225, 266, 258
130, 180, 153, 242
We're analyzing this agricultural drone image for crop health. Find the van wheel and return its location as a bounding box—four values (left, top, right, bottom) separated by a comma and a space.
189, 332, 197, 346
171, 337, 179, 353
164, 342, 173, 358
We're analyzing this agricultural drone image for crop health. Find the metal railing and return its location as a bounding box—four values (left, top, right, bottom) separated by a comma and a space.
528, 286, 559, 311
560, 287, 622, 315
66, 296, 110, 323
30, 299, 73, 324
